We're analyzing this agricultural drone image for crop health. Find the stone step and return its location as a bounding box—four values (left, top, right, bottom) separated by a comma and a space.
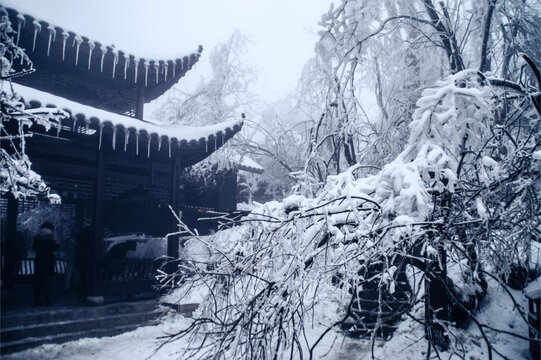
343, 265, 413, 339
1, 309, 161, 344
349, 309, 405, 321
1, 300, 158, 329
340, 320, 398, 338
352, 298, 411, 312
0, 299, 166, 355
0, 322, 153, 355
355, 289, 410, 300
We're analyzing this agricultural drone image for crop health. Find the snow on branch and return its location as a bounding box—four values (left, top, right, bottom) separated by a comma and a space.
158, 69, 539, 358
1, 6, 67, 201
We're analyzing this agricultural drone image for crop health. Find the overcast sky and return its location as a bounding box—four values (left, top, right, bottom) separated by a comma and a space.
3, 0, 333, 105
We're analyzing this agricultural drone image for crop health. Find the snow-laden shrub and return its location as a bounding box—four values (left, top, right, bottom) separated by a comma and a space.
160, 70, 539, 359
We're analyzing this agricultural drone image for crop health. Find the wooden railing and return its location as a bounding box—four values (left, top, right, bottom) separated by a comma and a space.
1, 257, 68, 283
101, 259, 162, 282
100, 258, 166, 296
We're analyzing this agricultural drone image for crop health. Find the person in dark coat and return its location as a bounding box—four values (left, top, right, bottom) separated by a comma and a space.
33, 222, 59, 306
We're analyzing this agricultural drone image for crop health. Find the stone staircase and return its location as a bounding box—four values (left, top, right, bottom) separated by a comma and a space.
0, 299, 162, 354
341, 263, 412, 339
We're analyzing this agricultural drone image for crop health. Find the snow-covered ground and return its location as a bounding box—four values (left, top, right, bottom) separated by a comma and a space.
4, 278, 534, 360
2, 311, 370, 360
373, 279, 534, 360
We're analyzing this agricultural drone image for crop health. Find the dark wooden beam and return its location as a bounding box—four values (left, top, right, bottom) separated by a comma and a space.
31, 158, 97, 180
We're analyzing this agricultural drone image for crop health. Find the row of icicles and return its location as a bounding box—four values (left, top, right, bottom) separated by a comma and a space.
15, 11, 197, 86
53, 117, 227, 158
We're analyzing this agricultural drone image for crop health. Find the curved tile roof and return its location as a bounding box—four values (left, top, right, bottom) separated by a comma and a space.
4, 6, 202, 88
13, 83, 243, 156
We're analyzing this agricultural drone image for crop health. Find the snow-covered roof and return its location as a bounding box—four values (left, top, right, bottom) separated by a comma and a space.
3, 5, 201, 89
238, 156, 264, 174
13, 83, 243, 152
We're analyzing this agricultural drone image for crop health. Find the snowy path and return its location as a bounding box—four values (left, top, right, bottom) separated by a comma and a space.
3, 280, 533, 360
2, 314, 371, 360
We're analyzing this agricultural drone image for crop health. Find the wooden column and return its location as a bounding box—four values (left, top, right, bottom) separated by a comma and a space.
135, 81, 145, 120
167, 156, 181, 268
3, 193, 19, 289
88, 149, 106, 303
218, 170, 238, 211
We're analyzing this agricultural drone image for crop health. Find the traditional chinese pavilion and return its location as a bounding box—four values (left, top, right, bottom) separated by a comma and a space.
1, 6, 242, 302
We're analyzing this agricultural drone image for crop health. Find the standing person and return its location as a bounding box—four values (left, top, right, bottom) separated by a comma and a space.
33, 222, 59, 306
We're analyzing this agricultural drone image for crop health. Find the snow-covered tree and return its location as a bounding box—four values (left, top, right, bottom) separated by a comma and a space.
160, 66, 540, 358
155, 30, 258, 127
154, 31, 264, 190
242, 99, 309, 200
0, 7, 65, 201
296, 0, 541, 188
154, 1, 541, 358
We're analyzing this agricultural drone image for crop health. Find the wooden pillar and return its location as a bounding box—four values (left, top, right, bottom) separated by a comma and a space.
218, 170, 238, 211
3, 194, 19, 289
167, 156, 181, 258
135, 81, 145, 120
88, 149, 106, 304
167, 156, 181, 268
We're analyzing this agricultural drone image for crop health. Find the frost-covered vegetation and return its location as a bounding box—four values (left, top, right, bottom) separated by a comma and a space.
1, 8, 65, 201
159, 0, 541, 359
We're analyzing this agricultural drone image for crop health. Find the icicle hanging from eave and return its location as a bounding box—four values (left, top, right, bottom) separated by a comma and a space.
154, 62, 159, 83
124, 130, 129, 151
147, 135, 151, 158
72, 116, 77, 132
135, 131, 139, 155
99, 44, 107, 72
112, 127, 117, 150
143, 59, 149, 86
32, 20, 41, 51
61, 31, 69, 60
111, 47, 119, 78
74, 34, 83, 65
158, 137, 162, 151
88, 40, 95, 69
98, 124, 103, 150
123, 53, 129, 79
168, 138, 172, 158
172, 60, 176, 77
16, 13, 25, 45
46, 25, 56, 56
134, 57, 139, 83
164, 61, 169, 82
